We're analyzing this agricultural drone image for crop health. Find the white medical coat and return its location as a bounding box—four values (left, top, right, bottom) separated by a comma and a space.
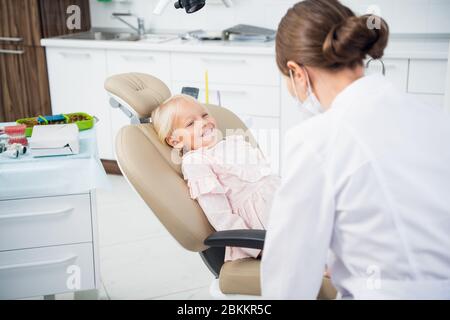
261, 74, 450, 299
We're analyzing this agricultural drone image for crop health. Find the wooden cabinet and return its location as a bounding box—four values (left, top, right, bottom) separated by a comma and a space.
0, 0, 91, 123
0, 44, 51, 122
0, 0, 41, 46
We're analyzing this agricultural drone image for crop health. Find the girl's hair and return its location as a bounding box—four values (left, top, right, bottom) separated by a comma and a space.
151, 94, 199, 146
276, 0, 389, 75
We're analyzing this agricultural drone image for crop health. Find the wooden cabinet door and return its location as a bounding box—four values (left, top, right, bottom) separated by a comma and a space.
0, 45, 51, 122
0, 0, 41, 46
39, 0, 91, 39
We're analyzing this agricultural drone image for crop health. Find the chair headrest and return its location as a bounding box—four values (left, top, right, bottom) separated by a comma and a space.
104, 73, 171, 119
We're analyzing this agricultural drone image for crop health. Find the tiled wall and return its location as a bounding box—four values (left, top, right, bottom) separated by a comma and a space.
89, 0, 450, 34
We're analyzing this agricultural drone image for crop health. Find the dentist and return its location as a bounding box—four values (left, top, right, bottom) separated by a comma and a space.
262, 0, 450, 299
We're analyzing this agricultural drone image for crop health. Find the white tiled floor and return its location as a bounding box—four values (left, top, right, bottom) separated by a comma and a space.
94, 174, 214, 300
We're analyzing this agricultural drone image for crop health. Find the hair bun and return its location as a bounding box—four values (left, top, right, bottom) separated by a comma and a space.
323, 14, 389, 68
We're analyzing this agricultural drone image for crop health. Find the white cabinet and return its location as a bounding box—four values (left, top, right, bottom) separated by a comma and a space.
172, 52, 281, 174
406, 59, 448, 108
408, 59, 448, 94
171, 52, 279, 86
0, 194, 93, 251
46, 47, 113, 159
366, 58, 409, 91
406, 93, 445, 109
173, 82, 280, 117
0, 191, 100, 300
0, 242, 95, 299
106, 50, 171, 80
106, 50, 172, 155
446, 44, 450, 112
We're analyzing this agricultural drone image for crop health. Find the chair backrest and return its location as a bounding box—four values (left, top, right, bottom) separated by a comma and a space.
105, 73, 257, 252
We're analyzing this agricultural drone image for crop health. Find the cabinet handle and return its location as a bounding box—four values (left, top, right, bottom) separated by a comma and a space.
369, 64, 397, 69
0, 37, 23, 42
121, 55, 155, 61
0, 49, 24, 55
0, 207, 74, 220
59, 52, 91, 59
0, 255, 77, 271
201, 57, 247, 64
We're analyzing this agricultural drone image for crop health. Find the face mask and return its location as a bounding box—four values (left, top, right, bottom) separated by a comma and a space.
289, 68, 323, 116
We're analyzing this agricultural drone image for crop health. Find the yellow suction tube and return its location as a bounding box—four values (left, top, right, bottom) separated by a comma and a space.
205, 70, 209, 104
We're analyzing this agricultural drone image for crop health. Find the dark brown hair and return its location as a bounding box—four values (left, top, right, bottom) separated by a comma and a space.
276, 0, 389, 75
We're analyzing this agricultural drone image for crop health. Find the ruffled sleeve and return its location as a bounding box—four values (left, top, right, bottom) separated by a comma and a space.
182, 152, 228, 199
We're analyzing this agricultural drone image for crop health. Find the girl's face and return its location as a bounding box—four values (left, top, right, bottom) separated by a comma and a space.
166, 100, 218, 152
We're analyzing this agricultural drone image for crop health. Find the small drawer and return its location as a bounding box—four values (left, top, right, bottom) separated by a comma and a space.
408, 59, 448, 94
106, 50, 171, 83
171, 52, 280, 86
0, 242, 95, 299
173, 82, 280, 117
0, 194, 93, 251
365, 58, 409, 92
406, 93, 445, 108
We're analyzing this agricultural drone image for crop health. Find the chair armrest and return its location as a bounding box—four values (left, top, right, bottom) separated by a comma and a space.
204, 230, 266, 250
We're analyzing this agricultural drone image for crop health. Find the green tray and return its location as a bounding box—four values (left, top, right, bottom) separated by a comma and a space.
16, 112, 95, 137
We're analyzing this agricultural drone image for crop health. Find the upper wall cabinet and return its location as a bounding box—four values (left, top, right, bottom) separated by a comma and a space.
0, 0, 41, 46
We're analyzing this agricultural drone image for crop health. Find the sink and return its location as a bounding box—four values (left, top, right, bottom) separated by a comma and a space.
57, 31, 179, 43
138, 33, 179, 43
58, 31, 141, 41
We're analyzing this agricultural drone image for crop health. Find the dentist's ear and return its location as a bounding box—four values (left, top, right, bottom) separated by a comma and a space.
286, 60, 309, 101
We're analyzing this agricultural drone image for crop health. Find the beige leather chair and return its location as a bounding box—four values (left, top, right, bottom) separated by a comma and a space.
104, 72, 337, 299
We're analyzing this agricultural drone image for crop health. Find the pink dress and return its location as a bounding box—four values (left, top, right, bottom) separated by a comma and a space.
181, 135, 281, 262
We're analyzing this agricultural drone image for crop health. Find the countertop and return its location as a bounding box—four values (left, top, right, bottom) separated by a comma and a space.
41, 37, 277, 55
41, 31, 450, 59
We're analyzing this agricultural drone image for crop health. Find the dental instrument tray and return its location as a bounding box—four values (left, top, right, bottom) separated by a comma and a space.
16, 112, 95, 137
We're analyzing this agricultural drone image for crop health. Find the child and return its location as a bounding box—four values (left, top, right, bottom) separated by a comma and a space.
151, 94, 281, 261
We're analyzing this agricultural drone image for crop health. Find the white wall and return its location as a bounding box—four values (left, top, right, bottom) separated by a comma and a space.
89, 0, 450, 34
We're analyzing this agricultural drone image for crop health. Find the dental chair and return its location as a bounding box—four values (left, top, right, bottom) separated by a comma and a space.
104, 73, 337, 299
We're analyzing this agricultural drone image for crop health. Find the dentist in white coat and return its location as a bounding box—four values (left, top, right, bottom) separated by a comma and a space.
262, 0, 450, 299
